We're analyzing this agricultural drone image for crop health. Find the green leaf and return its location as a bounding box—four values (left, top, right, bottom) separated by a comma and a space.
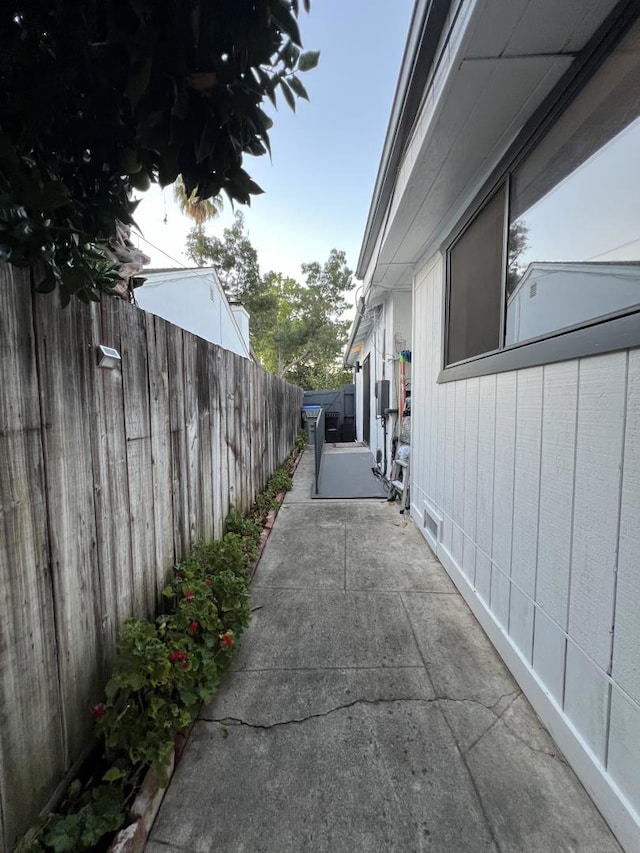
42, 815, 82, 852
102, 766, 126, 783
288, 76, 309, 101
279, 79, 296, 112
298, 50, 320, 72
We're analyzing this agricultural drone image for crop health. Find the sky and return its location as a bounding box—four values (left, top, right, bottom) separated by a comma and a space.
132, 0, 415, 288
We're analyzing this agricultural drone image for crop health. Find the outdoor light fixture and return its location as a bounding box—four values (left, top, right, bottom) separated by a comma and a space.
97, 345, 122, 369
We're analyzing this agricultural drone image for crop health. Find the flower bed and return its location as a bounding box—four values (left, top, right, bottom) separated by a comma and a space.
20, 434, 304, 853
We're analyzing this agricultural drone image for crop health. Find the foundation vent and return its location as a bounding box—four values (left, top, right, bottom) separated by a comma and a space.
422, 501, 442, 550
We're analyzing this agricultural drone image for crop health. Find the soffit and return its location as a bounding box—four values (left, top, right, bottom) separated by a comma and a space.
368, 0, 621, 290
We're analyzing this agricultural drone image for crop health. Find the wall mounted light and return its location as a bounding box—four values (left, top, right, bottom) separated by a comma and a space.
97, 345, 121, 369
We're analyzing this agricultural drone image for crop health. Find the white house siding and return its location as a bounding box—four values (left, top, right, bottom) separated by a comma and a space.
411, 253, 640, 848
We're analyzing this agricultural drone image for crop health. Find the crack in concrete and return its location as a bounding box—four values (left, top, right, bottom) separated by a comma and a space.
500, 718, 568, 764
462, 690, 523, 756
203, 696, 432, 729
202, 691, 524, 731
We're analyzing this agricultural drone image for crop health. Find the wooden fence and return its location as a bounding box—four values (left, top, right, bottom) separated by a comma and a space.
0, 264, 303, 850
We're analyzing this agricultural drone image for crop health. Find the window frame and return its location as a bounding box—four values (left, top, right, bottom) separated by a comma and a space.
438, 0, 640, 383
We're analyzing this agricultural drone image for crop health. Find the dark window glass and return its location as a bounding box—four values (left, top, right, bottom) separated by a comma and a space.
447, 185, 505, 365
506, 20, 640, 346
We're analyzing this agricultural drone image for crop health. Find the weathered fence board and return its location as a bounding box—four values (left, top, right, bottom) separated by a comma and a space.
33, 291, 103, 764
0, 266, 302, 850
146, 314, 175, 601
0, 270, 65, 849
89, 296, 134, 663
121, 303, 156, 620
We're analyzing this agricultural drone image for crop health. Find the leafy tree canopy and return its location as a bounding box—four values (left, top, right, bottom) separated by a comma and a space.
0, 0, 318, 303
187, 212, 352, 389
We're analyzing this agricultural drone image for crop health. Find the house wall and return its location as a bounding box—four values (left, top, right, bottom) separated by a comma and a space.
135, 270, 251, 359
357, 291, 412, 470
411, 252, 640, 850
0, 265, 302, 850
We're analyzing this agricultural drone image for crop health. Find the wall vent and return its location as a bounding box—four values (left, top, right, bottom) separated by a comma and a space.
529, 282, 537, 298
422, 501, 442, 550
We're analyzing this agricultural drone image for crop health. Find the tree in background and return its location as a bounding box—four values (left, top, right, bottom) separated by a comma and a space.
174, 177, 223, 229
0, 0, 318, 302
186, 212, 352, 389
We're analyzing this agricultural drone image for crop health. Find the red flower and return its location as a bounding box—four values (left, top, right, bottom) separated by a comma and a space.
181, 661, 188, 670
170, 650, 187, 663
204, 578, 213, 587
220, 632, 234, 648
184, 589, 195, 601
176, 572, 185, 580
189, 621, 200, 634
89, 703, 107, 720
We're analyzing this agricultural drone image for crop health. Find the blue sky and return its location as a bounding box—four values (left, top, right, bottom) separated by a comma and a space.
133, 0, 415, 286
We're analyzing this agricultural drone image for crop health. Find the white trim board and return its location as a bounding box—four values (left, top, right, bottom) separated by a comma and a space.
410, 505, 640, 853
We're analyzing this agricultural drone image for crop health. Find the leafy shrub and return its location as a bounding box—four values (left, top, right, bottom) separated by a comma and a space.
24, 447, 301, 852
0, 1, 319, 301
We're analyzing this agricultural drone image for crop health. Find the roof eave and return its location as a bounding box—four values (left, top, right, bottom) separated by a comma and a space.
356, 0, 453, 280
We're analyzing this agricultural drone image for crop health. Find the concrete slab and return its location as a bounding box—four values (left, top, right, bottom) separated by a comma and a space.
401, 591, 518, 707
148, 449, 623, 853
279, 499, 391, 523
345, 519, 456, 593
234, 589, 424, 670
150, 702, 498, 853
253, 520, 345, 589
200, 667, 435, 726
313, 451, 388, 499
465, 696, 622, 852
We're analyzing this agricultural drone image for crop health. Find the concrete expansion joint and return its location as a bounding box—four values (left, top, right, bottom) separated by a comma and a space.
462, 690, 525, 756
203, 696, 435, 730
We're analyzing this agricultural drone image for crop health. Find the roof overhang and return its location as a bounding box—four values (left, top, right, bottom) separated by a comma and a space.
356, 0, 624, 295
356, 0, 453, 281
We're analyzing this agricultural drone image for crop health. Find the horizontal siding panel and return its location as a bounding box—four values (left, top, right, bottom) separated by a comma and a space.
536, 361, 578, 629
568, 353, 626, 670
511, 367, 542, 598
532, 608, 566, 706
492, 372, 517, 575
564, 641, 610, 764
607, 686, 640, 815
612, 349, 640, 704
509, 584, 534, 663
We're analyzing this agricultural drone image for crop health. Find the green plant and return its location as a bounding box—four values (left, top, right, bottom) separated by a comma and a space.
294, 430, 306, 452
25, 463, 299, 851
268, 469, 293, 494
0, 1, 319, 301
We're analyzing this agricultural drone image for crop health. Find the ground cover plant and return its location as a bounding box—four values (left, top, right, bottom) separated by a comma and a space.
20, 443, 302, 852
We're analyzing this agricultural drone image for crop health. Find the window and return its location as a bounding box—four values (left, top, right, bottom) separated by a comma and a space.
447, 185, 506, 364
444, 16, 640, 373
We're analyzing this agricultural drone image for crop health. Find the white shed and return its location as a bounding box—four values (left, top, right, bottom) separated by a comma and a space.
135, 266, 252, 360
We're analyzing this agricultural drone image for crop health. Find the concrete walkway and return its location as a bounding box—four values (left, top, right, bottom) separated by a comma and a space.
147, 450, 621, 853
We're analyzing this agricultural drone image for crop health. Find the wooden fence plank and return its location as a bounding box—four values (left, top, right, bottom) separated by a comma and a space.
0, 270, 65, 850
183, 334, 201, 543
167, 326, 189, 561
33, 289, 102, 765
197, 336, 214, 540
89, 298, 134, 663
120, 305, 156, 617
208, 345, 223, 538
146, 314, 175, 597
